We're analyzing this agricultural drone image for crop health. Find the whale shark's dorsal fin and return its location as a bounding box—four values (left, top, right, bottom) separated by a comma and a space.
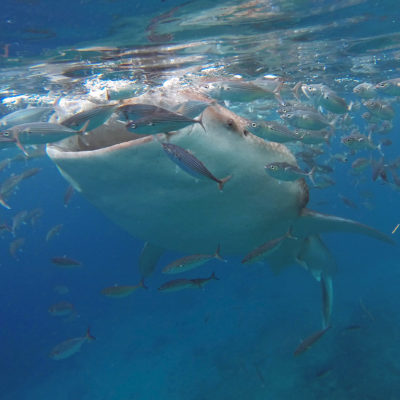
294, 208, 395, 245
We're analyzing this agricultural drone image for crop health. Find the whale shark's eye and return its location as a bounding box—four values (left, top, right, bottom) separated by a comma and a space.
226, 119, 234, 128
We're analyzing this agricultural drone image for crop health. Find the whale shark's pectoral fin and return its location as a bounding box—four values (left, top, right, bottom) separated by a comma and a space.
294, 208, 395, 245
138, 242, 164, 280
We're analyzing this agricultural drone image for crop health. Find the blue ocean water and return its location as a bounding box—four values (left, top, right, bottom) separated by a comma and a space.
1, 0, 400, 399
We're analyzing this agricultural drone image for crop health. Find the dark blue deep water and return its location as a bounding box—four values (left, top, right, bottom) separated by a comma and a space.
1, 1, 400, 399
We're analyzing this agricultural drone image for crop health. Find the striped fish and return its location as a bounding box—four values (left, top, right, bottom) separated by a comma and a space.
162, 245, 225, 274
0, 122, 85, 155
126, 111, 205, 135
61, 104, 117, 132
0, 107, 53, 128
162, 142, 231, 191
241, 228, 295, 265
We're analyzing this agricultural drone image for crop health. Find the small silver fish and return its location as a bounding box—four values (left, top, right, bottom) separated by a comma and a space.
363, 100, 395, 120
0, 107, 53, 128
0, 122, 85, 155
46, 224, 63, 242
162, 245, 225, 274
265, 162, 316, 185
247, 120, 303, 143
295, 128, 332, 145
162, 142, 231, 191
49, 327, 95, 360
48, 301, 75, 317
242, 228, 295, 265
301, 84, 348, 114
375, 78, 400, 96
158, 272, 219, 292
126, 110, 205, 135
61, 104, 117, 131
341, 133, 377, 151
281, 110, 332, 130
353, 83, 376, 99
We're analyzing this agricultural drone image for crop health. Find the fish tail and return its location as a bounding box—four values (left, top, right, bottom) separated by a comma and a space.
286, 225, 298, 240
308, 166, 317, 186
78, 120, 90, 134
197, 113, 206, 133
86, 327, 96, 341
140, 278, 149, 290
15, 135, 28, 157
0, 196, 11, 210
218, 174, 232, 191
292, 81, 303, 101
214, 243, 226, 262
210, 271, 220, 280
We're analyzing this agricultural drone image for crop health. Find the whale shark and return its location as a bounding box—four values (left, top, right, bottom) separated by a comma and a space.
46, 99, 394, 328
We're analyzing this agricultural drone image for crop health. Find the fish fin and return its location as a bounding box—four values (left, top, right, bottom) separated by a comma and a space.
139, 242, 164, 279
308, 166, 317, 186
78, 120, 90, 134
15, 135, 29, 156
0, 196, 11, 210
214, 243, 226, 262
218, 174, 232, 191
294, 208, 395, 244
274, 91, 284, 106
86, 327, 96, 341
139, 278, 149, 290
210, 272, 219, 280
321, 274, 333, 329
197, 113, 206, 133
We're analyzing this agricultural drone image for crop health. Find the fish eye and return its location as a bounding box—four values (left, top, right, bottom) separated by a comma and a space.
226, 118, 234, 128
130, 123, 137, 129
2, 131, 9, 137
251, 122, 257, 128
204, 85, 209, 89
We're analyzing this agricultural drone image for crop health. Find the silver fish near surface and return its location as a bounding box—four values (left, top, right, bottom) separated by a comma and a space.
363, 100, 395, 120
295, 128, 332, 145
375, 78, 400, 96
0, 107, 53, 128
117, 103, 167, 121
294, 326, 331, 356
265, 162, 316, 185
301, 84, 348, 114
341, 132, 377, 151
200, 78, 283, 104
161, 142, 232, 191
61, 104, 117, 132
162, 245, 225, 274
0, 122, 84, 154
247, 120, 303, 143
353, 83, 376, 99
126, 109, 205, 135
280, 110, 332, 130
